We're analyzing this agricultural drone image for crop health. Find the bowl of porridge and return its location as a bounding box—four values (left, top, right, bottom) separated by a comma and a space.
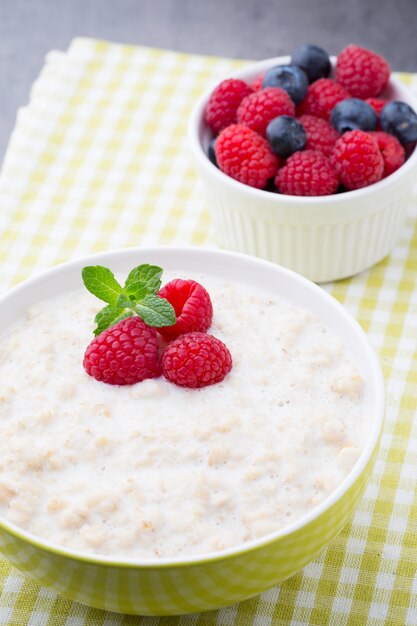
0, 246, 384, 615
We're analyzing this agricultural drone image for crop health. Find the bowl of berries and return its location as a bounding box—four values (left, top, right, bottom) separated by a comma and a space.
188, 44, 417, 283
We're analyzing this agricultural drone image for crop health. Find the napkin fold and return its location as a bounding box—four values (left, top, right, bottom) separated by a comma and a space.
0, 38, 417, 626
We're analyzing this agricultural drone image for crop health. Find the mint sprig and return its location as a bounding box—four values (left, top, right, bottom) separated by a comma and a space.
125, 265, 163, 295
93, 305, 134, 336
82, 264, 176, 336
81, 266, 124, 306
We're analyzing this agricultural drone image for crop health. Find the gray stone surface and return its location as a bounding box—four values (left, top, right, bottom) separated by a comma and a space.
1, 0, 417, 160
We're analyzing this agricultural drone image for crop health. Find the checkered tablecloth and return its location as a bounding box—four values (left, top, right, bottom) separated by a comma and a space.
0, 38, 417, 626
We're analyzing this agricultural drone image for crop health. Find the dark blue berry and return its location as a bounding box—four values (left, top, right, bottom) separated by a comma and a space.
262, 65, 308, 105
208, 138, 218, 166
380, 101, 417, 145
291, 44, 331, 83
266, 116, 307, 158
330, 98, 377, 133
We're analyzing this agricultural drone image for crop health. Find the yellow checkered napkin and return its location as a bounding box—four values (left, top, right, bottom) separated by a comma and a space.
0, 38, 417, 625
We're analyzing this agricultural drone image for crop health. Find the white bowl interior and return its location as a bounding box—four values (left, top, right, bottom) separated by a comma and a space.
0, 246, 385, 565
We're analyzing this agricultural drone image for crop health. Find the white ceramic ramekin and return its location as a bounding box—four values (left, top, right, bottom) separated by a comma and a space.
188, 56, 417, 283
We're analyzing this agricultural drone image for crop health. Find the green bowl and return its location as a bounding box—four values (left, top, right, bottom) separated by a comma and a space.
0, 247, 384, 615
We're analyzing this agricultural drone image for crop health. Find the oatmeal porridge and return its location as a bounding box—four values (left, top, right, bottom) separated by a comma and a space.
0, 272, 368, 559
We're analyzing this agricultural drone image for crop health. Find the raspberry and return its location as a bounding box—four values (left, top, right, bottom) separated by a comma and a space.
369, 131, 405, 177
157, 279, 213, 341
83, 317, 160, 385
252, 73, 265, 91
336, 45, 390, 99
236, 87, 295, 136
297, 78, 350, 120
330, 130, 384, 190
204, 79, 253, 134
298, 114, 340, 157
162, 332, 232, 388
216, 124, 280, 189
275, 150, 338, 196
366, 97, 387, 119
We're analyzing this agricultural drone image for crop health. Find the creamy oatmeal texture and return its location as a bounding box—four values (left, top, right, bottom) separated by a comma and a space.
0, 273, 367, 559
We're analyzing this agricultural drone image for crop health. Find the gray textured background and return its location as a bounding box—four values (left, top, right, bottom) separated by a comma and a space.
1, 0, 417, 160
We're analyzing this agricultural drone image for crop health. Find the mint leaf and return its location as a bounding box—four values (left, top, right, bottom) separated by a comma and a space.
134, 295, 176, 327
123, 281, 148, 301
83, 263, 176, 335
125, 265, 163, 295
82, 266, 123, 306
93, 305, 133, 336
116, 293, 132, 309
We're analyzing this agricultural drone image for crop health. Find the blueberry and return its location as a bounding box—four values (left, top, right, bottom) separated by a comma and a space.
330, 98, 377, 133
266, 116, 307, 158
291, 44, 331, 83
262, 65, 308, 105
380, 101, 417, 145
207, 137, 218, 166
